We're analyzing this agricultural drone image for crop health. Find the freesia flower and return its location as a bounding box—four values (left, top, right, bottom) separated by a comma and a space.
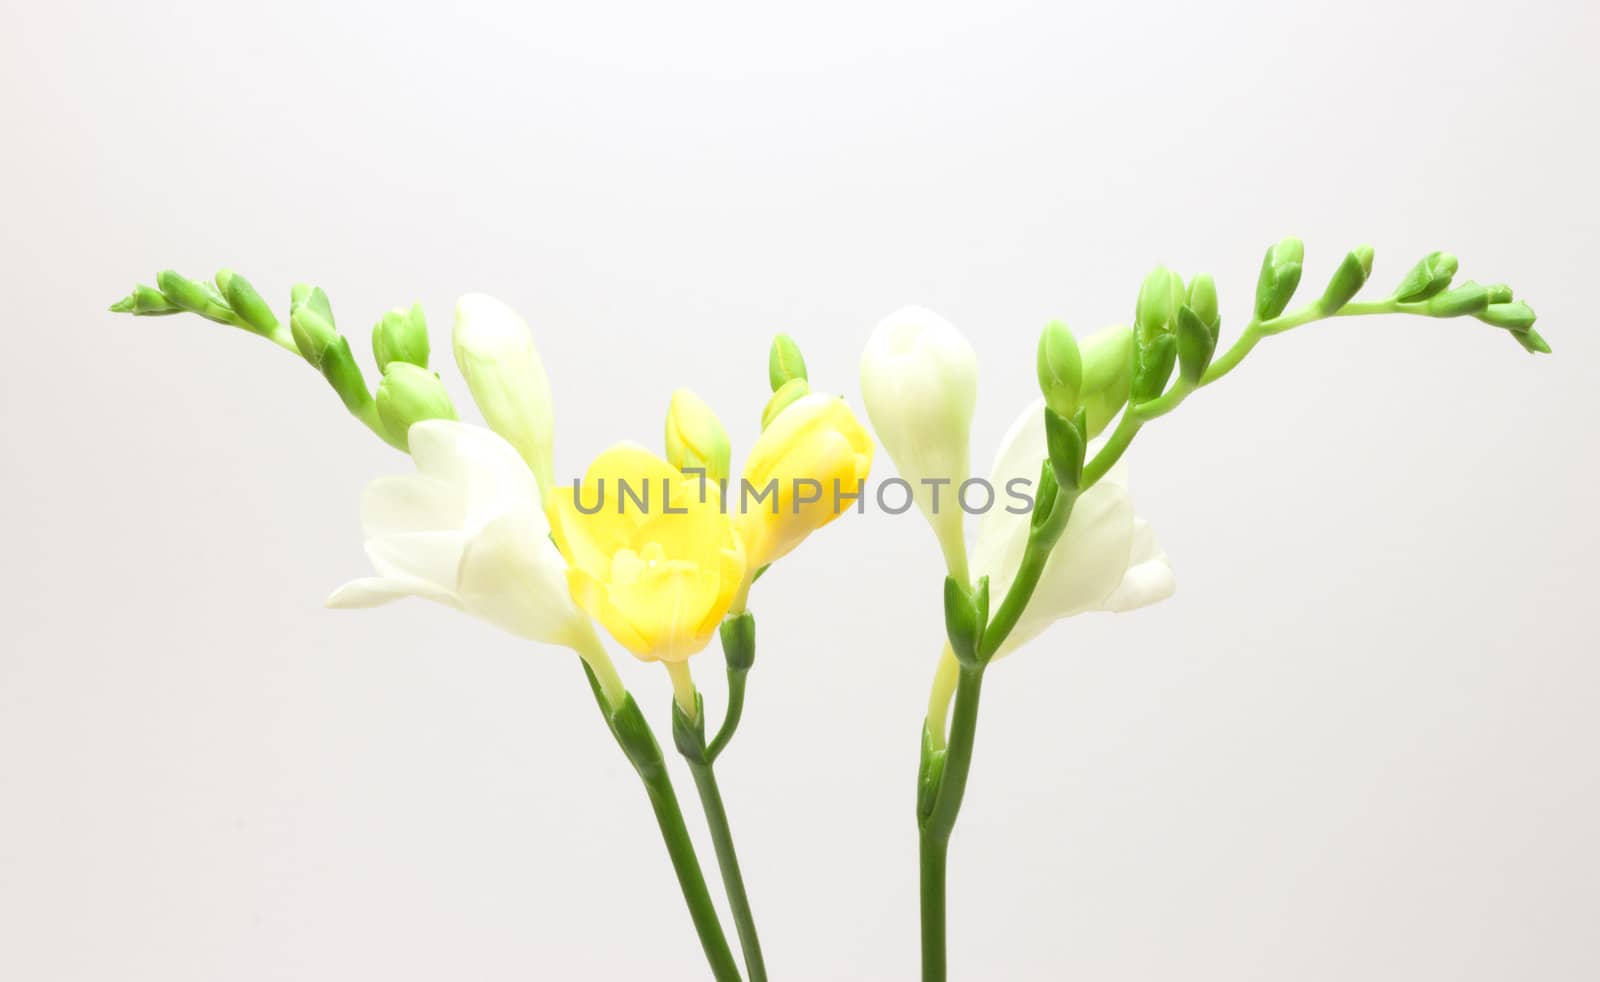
551, 444, 746, 670
326, 420, 625, 705
735, 391, 874, 575
971, 398, 1175, 659
453, 293, 557, 501
860, 306, 978, 581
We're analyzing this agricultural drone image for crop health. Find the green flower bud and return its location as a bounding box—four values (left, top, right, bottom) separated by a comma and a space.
156, 270, 234, 324
768, 333, 808, 391
290, 305, 339, 367
720, 612, 756, 672
1035, 320, 1083, 419
218, 270, 280, 338
1427, 282, 1490, 317
1253, 238, 1304, 321
290, 283, 335, 325
664, 388, 732, 481
1186, 274, 1219, 337
109, 284, 181, 315
760, 377, 810, 429
1477, 301, 1537, 331
1077, 323, 1135, 438
319, 336, 374, 413
1391, 251, 1458, 302
1135, 265, 1182, 340
372, 303, 430, 371
1175, 306, 1215, 385
375, 363, 457, 450
1319, 246, 1374, 313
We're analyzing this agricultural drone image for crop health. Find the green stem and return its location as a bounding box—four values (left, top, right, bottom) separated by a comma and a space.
706, 667, 747, 762
919, 664, 985, 982
579, 661, 743, 982
687, 760, 768, 982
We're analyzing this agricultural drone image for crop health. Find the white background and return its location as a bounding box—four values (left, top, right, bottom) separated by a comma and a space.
3, 1, 1597, 979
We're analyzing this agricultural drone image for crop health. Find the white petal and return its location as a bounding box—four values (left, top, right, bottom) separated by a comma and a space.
325, 575, 461, 609
972, 399, 1048, 595
406, 420, 545, 533
456, 513, 586, 647
1104, 552, 1176, 613
365, 531, 469, 592
359, 474, 465, 540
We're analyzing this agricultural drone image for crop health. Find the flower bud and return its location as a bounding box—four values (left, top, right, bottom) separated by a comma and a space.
1318, 246, 1374, 313
1254, 237, 1304, 321
1043, 407, 1085, 495
218, 270, 280, 337
1035, 320, 1082, 419
1427, 282, 1490, 317
664, 388, 732, 482
157, 270, 234, 324
1477, 301, 1537, 331
860, 305, 977, 579
1391, 251, 1458, 302
108, 284, 180, 315
372, 303, 430, 371
1513, 328, 1552, 354
943, 575, 989, 668
768, 333, 808, 391
290, 304, 339, 367
1135, 266, 1183, 340
453, 293, 556, 500
375, 363, 457, 450
1077, 323, 1135, 438
761, 377, 810, 430
1483, 283, 1514, 305
1186, 274, 1219, 337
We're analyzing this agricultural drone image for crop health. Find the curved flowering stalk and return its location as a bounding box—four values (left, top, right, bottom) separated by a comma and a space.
861, 241, 1549, 981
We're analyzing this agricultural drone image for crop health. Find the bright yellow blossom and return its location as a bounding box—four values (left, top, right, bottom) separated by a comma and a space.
551, 443, 745, 664
736, 392, 874, 573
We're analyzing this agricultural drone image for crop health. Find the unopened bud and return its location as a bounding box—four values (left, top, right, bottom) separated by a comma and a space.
1477, 301, 1537, 331
1035, 320, 1083, 419
376, 363, 457, 450
1254, 237, 1304, 320
218, 270, 280, 338
1391, 251, 1458, 302
664, 388, 732, 481
108, 284, 180, 316
156, 270, 234, 324
1186, 274, 1219, 336
1427, 282, 1490, 317
372, 303, 430, 371
1319, 246, 1374, 313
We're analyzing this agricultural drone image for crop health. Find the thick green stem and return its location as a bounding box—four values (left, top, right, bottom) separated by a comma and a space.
919, 828, 949, 982
688, 760, 768, 982
638, 765, 746, 982
918, 664, 985, 981
706, 667, 747, 762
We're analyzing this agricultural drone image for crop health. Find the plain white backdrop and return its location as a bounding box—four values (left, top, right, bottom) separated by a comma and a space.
3, 1, 1597, 979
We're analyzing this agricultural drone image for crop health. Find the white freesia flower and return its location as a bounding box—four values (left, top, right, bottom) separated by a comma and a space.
326, 420, 603, 657
860, 305, 979, 580
453, 293, 556, 501
972, 398, 1175, 658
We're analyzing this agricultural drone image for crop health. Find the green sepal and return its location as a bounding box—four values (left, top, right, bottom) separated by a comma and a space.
218, 270, 280, 337
670, 692, 709, 764
1427, 282, 1490, 317
109, 283, 181, 315
1512, 327, 1552, 354
372, 303, 430, 371
319, 336, 374, 412
290, 305, 339, 367
1391, 251, 1458, 302
917, 723, 947, 822
1319, 248, 1372, 313
1043, 406, 1086, 493
1030, 461, 1060, 534
1131, 333, 1177, 402
157, 270, 235, 324
943, 575, 987, 668
720, 611, 756, 672
1175, 305, 1215, 385
767, 333, 808, 391
1477, 301, 1536, 331
608, 692, 665, 779
1254, 238, 1304, 320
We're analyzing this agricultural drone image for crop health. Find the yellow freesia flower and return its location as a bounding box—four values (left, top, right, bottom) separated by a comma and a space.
736, 392, 874, 573
551, 443, 746, 665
